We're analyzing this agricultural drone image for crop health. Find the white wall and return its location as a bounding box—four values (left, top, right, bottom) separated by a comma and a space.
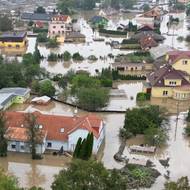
45, 140, 68, 151
68, 121, 105, 154
7, 141, 45, 154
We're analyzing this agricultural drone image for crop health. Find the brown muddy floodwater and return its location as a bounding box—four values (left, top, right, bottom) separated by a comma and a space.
7, 97, 190, 190
0, 152, 70, 189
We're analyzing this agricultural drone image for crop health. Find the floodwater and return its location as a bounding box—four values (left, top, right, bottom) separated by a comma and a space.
0, 152, 70, 189
7, 100, 190, 189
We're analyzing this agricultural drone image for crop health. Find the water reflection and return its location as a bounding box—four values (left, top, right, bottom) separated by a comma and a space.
0, 152, 70, 189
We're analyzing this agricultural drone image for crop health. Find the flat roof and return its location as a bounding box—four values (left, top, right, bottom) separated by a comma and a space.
0, 93, 15, 107
0, 88, 30, 97
0, 32, 26, 38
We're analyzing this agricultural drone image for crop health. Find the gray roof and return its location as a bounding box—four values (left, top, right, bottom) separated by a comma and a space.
0, 88, 30, 97
0, 93, 15, 107
21, 12, 52, 21
131, 31, 165, 42
150, 45, 175, 59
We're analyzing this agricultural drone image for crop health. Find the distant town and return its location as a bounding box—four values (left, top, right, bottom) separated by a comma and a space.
0, 0, 190, 189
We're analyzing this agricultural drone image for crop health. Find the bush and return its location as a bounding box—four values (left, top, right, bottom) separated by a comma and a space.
72, 52, 84, 61
177, 36, 184, 41
46, 38, 59, 48
121, 39, 139, 44
144, 125, 168, 146
39, 80, 55, 96
88, 55, 98, 61
100, 78, 112, 87
136, 92, 150, 101
48, 53, 58, 61
186, 35, 190, 43
63, 51, 71, 61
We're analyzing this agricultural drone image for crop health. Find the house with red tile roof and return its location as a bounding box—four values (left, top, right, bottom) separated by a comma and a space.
139, 36, 158, 50
4, 112, 105, 154
144, 64, 190, 100
166, 51, 190, 75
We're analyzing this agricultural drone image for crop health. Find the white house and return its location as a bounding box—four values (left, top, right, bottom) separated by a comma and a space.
5, 111, 105, 154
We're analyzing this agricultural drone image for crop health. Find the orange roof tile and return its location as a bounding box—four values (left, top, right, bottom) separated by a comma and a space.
5, 112, 102, 142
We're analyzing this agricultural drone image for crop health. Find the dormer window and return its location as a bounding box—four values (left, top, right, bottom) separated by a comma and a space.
169, 81, 177, 86
39, 125, 43, 129
60, 128, 64, 133
183, 60, 188, 65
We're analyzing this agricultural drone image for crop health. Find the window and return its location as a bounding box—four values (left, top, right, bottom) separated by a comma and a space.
169, 81, 177, 86
53, 26, 56, 29
47, 142, 52, 148
182, 60, 188, 65
163, 91, 168, 96
20, 145, 25, 150
16, 44, 20, 48
61, 25, 64, 28
8, 44, 12, 48
60, 128, 64, 133
11, 144, 16, 149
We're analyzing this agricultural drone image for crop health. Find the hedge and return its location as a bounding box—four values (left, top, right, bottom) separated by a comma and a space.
99, 29, 127, 36
33, 27, 48, 33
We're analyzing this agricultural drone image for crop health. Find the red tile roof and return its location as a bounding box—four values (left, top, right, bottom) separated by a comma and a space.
52, 15, 70, 22
139, 36, 158, 49
5, 127, 47, 142
5, 112, 102, 142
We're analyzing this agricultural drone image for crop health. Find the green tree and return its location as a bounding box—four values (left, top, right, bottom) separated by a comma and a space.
33, 45, 42, 64
37, 33, 48, 43
73, 137, 82, 158
164, 177, 190, 190
0, 112, 7, 157
52, 159, 128, 190
143, 4, 150, 12
35, 6, 46, 13
73, 133, 94, 160
0, 15, 13, 32
0, 168, 20, 190
46, 38, 59, 48
39, 80, 56, 96
25, 113, 43, 159
77, 87, 109, 111
57, 0, 75, 14
144, 124, 168, 146
123, 106, 167, 136
63, 51, 71, 61
71, 74, 100, 94
72, 52, 84, 61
